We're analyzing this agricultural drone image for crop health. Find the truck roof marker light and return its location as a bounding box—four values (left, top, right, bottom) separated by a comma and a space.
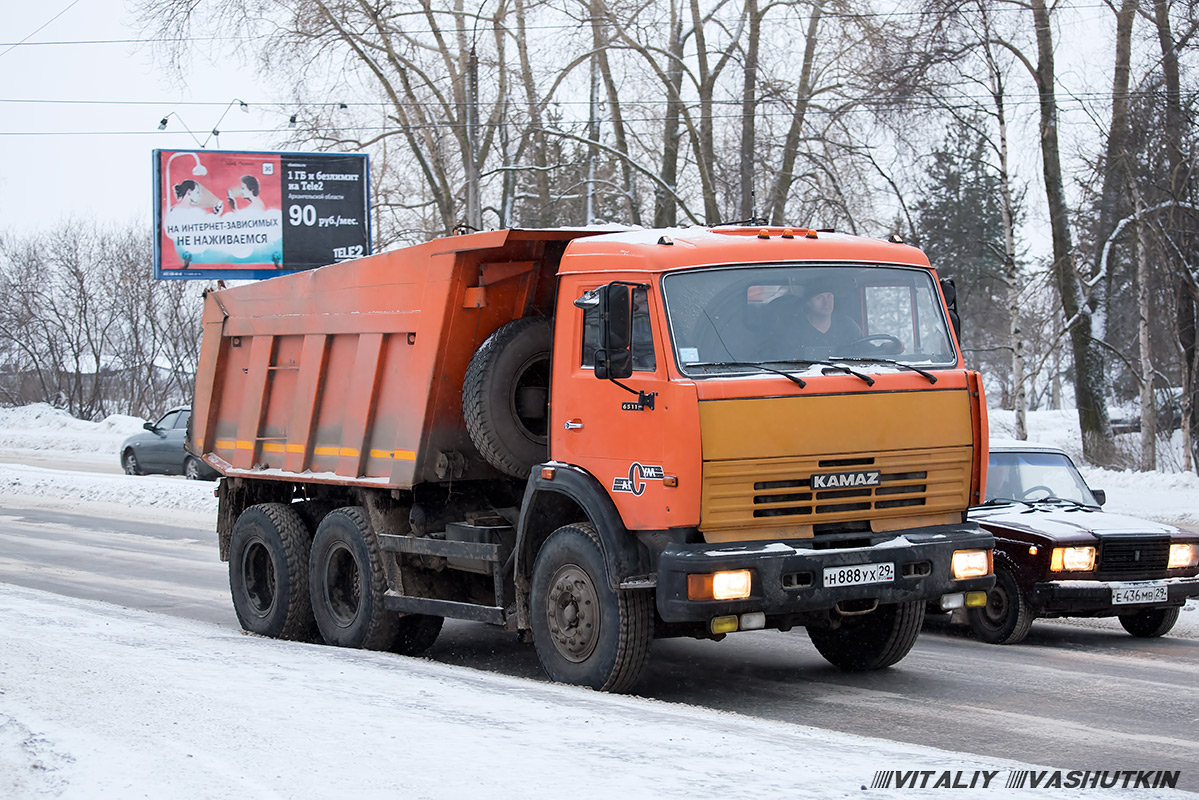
887, 233, 905, 244
757, 229, 771, 239
540, 466, 556, 480
805, 229, 819, 239
658, 235, 674, 246
781, 229, 795, 239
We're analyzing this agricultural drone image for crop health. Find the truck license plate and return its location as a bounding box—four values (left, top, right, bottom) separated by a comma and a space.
1111, 582, 1168, 605
823, 562, 895, 588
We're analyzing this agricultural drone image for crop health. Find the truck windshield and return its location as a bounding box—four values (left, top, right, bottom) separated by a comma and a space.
661, 264, 957, 376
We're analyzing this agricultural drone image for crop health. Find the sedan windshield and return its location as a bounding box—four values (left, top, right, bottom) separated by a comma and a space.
661, 263, 956, 376
985, 451, 1099, 506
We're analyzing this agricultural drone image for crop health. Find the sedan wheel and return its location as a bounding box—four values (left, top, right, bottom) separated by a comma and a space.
122, 450, 141, 476
966, 567, 1034, 644
184, 456, 203, 480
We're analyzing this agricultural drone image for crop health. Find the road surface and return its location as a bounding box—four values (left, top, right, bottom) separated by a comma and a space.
1, 502, 1195, 788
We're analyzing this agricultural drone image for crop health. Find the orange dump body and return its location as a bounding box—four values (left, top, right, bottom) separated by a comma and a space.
191, 228, 595, 488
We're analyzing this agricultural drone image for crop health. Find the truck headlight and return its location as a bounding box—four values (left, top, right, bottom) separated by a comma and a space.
688, 569, 752, 601
1050, 546, 1096, 572
1169, 543, 1199, 569
951, 549, 992, 579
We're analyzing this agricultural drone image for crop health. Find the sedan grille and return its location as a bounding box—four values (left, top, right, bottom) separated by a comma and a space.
1097, 537, 1170, 579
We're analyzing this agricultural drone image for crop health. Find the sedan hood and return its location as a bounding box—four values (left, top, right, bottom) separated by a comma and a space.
970, 504, 1178, 539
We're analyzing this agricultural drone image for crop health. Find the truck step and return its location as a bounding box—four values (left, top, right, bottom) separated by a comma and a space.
378, 532, 503, 563
383, 591, 505, 625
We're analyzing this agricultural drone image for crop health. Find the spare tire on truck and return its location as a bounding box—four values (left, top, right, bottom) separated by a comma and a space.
463, 317, 552, 478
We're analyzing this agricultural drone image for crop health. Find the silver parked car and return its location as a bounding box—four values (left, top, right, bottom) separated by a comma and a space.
120, 406, 218, 480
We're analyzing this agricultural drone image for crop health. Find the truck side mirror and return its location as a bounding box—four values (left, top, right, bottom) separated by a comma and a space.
595, 283, 634, 381
940, 277, 961, 343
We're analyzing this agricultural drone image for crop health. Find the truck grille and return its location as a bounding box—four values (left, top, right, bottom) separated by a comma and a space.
700, 446, 972, 534
1097, 538, 1170, 579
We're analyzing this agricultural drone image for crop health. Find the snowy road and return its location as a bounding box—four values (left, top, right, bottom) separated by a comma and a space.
3, 501, 1197, 790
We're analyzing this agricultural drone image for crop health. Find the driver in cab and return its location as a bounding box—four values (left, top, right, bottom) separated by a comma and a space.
793, 277, 861, 346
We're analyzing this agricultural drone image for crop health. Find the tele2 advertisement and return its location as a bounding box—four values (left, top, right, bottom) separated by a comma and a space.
153, 149, 371, 280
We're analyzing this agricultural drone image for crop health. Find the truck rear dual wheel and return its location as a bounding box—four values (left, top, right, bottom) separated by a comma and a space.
1118, 607, 1179, 638
808, 600, 925, 671
309, 506, 443, 655
530, 523, 653, 693
463, 317, 552, 478
966, 567, 1034, 645
228, 503, 317, 641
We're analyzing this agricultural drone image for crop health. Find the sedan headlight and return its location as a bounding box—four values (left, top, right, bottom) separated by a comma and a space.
1169, 543, 1199, 569
1050, 546, 1096, 572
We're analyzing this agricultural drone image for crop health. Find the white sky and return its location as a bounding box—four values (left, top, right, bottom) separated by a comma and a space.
1, 0, 282, 234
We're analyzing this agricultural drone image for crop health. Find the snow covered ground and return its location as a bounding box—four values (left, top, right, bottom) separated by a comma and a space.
1, 403, 1197, 798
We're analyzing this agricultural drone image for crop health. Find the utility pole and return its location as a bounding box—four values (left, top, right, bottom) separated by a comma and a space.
466, 46, 482, 230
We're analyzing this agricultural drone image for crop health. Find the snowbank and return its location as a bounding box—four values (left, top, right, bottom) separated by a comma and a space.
0, 583, 1165, 800
0, 403, 144, 460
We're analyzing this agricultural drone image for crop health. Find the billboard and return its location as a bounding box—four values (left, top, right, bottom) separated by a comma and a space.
153, 149, 371, 280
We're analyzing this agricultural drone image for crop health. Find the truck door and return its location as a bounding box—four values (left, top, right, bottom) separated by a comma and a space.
552, 282, 695, 532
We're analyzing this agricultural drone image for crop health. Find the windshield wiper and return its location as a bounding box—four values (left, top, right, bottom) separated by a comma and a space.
828, 356, 938, 384
687, 361, 806, 388
1032, 496, 1094, 510
689, 358, 876, 387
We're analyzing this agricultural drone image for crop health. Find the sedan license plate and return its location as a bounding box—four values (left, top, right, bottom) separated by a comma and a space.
824, 562, 895, 588
1111, 582, 1168, 605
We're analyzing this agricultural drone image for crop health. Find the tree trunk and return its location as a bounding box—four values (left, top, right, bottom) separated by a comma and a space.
656, 13, 685, 227
1091, 0, 1138, 345
514, 0, 553, 227
768, 1, 823, 225
739, 0, 760, 220
1152, 0, 1198, 470
995, 69, 1026, 440
1135, 197, 1156, 470
1030, 0, 1113, 464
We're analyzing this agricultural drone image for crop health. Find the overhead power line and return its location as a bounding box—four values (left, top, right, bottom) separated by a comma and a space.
0, 2, 1130, 49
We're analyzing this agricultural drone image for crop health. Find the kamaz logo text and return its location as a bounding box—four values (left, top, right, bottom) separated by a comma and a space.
812, 470, 882, 490
613, 463, 665, 496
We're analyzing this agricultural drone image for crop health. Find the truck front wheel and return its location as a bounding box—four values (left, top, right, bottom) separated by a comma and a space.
229, 503, 316, 641
530, 523, 653, 692
309, 507, 399, 650
807, 600, 925, 671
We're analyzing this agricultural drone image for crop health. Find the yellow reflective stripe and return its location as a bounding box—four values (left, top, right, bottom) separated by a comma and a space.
312, 446, 361, 457
216, 442, 414, 460
370, 449, 417, 461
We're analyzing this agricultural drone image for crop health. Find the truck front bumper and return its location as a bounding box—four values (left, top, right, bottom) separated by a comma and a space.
1030, 576, 1199, 614
655, 523, 994, 624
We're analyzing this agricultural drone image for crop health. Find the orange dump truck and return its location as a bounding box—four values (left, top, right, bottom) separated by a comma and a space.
192, 226, 994, 692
